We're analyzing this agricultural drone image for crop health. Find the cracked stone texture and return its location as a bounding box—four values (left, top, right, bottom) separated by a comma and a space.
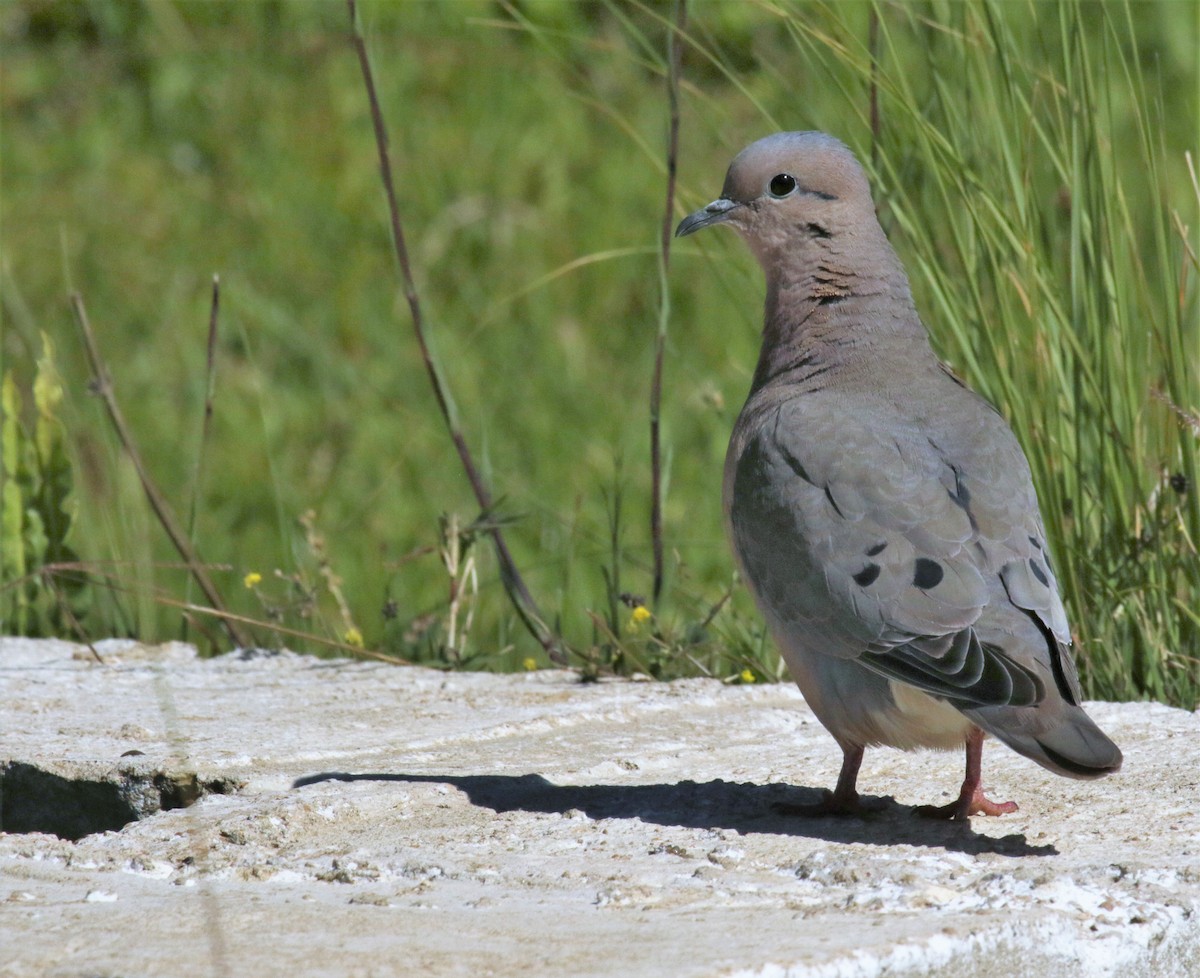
1, 636, 1197, 978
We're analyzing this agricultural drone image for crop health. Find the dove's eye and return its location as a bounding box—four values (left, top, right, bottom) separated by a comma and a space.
768, 173, 797, 198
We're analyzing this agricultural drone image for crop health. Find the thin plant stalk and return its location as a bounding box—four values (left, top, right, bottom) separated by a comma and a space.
71, 292, 250, 649
182, 274, 221, 642
345, 0, 566, 664
40, 567, 103, 663
650, 0, 687, 605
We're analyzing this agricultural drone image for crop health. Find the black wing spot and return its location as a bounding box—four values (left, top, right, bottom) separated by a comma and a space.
853, 564, 881, 587
948, 466, 970, 510
1030, 559, 1049, 587
865, 541, 887, 556
824, 486, 844, 518
778, 444, 814, 485
913, 558, 944, 589
1028, 535, 1042, 550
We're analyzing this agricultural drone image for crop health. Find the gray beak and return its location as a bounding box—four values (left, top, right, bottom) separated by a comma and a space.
675, 197, 740, 237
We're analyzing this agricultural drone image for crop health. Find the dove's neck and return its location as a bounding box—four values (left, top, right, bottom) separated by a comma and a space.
750, 231, 935, 394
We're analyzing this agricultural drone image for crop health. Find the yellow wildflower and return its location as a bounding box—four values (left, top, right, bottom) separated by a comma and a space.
344, 627, 364, 648
522, 657, 537, 672
243, 572, 262, 589
625, 604, 652, 634
739, 668, 756, 684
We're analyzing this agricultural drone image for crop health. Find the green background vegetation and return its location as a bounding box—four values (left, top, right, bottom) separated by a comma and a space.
2, 1, 1197, 703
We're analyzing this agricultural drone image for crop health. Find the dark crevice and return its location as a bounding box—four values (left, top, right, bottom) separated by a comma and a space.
0, 761, 242, 841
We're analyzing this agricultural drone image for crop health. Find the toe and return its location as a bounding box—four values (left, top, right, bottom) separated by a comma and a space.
916, 790, 1018, 820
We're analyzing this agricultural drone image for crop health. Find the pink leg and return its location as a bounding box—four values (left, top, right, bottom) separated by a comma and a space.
776, 742, 866, 817
917, 727, 1018, 821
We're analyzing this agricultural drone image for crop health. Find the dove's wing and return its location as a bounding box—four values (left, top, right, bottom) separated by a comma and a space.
729, 383, 1073, 712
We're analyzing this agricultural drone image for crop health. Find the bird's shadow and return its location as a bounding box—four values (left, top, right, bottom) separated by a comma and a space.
291, 771, 1056, 857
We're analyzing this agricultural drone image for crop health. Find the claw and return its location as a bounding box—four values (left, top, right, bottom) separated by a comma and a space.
916, 788, 1018, 821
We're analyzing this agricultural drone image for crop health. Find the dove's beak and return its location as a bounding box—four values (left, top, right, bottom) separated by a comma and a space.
675, 197, 740, 237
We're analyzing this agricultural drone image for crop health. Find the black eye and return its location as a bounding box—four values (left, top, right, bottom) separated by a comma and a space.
768, 173, 797, 197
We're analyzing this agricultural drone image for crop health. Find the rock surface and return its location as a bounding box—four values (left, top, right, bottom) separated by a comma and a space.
1, 636, 1197, 978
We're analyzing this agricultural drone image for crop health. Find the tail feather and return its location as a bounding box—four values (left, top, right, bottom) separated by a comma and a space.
966, 703, 1122, 780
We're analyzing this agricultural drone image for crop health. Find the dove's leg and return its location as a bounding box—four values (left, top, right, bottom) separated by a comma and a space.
917, 726, 1018, 821
775, 741, 866, 816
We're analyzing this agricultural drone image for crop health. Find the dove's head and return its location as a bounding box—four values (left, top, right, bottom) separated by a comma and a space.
676, 132, 878, 265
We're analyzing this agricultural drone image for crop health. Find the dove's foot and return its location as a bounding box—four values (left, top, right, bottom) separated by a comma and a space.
916, 726, 1018, 820
773, 742, 868, 817
915, 788, 1018, 821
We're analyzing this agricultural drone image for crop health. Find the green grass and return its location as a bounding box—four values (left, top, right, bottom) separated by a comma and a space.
1, 1, 1196, 703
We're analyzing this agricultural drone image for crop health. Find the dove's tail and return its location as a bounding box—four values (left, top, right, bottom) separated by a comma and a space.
966, 704, 1123, 780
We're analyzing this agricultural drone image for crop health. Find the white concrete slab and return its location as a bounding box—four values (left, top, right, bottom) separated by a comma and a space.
1, 637, 1197, 977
